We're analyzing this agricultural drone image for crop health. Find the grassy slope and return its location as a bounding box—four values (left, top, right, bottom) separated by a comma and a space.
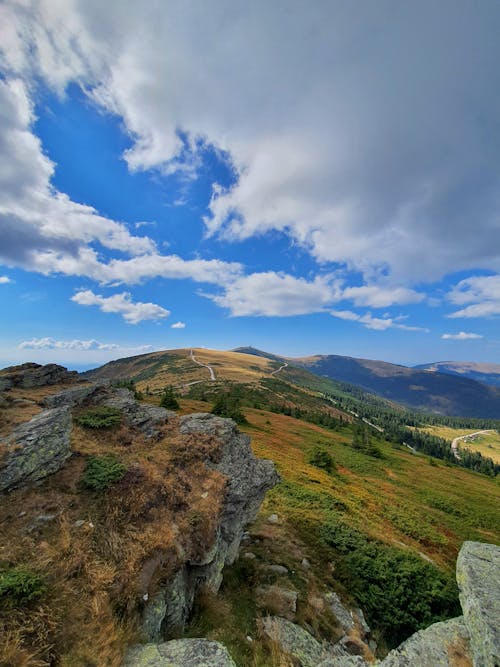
176, 398, 500, 663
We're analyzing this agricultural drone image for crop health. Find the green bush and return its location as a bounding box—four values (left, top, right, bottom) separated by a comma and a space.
75, 406, 122, 429
307, 446, 334, 473
160, 386, 179, 410
211, 394, 247, 424
320, 518, 460, 647
81, 455, 126, 491
0, 567, 46, 604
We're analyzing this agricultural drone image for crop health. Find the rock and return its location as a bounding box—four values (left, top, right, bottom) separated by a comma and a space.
457, 541, 500, 667
74, 520, 85, 528
380, 616, 472, 666
243, 552, 256, 560
36, 513, 57, 522
267, 513, 279, 524
0, 406, 72, 491
0, 363, 77, 390
354, 608, 370, 637
325, 592, 355, 633
140, 414, 278, 640
102, 388, 171, 438
141, 591, 168, 643
317, 658, 367, 666
264, 564, 289, 575
301, 557, 310, 569
123, 639, 237, 666
338, 636, 366, 656
43, 383, 102, 408
256, 585, 298, 619
259, 616, 330, 667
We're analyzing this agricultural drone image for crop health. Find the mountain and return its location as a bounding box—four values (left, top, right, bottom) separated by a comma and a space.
235, 348, 500, 419
415, 360, 500, 388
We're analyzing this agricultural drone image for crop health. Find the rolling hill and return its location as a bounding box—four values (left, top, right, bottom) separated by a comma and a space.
415, 360, 500, 388
235, 348, 500, 419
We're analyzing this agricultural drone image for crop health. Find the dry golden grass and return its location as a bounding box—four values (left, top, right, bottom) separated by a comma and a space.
0, 413, 229, 666
422, 425, 500, 464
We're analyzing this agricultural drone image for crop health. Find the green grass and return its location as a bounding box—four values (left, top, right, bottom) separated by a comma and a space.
75, 406, 122, 429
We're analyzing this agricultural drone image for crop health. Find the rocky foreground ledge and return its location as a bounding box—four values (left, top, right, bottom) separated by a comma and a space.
124, 540, 499, 667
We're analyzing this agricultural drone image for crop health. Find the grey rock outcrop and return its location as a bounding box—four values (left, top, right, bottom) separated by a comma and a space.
379, 616, 472, 666
259, 616, 331, 667
0, 362, 77, 390
457, 541, 500, 667
42, 382, 104, 408
141, 414, 279, 639
102, 388, 172, 438
0, 406, 72, 491
123, 639, 237, 667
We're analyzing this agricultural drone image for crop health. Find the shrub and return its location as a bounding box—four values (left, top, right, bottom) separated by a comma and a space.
0, 567, 46, 604
75, 406, 122, 429
81, 455, 126, 491
307, 446, 334, 473
211, 394, 247, 424
160, 386, 179, 410
320, 518, 460, 647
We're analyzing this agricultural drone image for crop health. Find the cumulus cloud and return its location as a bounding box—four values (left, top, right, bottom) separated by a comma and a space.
71, 289, 170, 324
0, 75, 241, 290
171, 321, 186, 329
447, 274, 500, 318
330, 309, 429, 332
19, 338, 120, 351
2, 1, 498, 286
441, 332, 483, 340
0, 276, 11, 284
207, 272, 342, 317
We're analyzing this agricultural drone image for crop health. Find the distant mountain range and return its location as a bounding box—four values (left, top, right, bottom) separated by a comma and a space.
235, 348, 500, 418
85, 346, 500, 419
414, 361, 500, 388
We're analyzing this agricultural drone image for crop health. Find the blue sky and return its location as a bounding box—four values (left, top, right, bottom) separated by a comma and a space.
0, 1, 499, 370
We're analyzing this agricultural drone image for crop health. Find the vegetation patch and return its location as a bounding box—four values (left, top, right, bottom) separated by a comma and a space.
160, 385, 180, 410
307, 445, 335, 473
75, 406, 122, 429
320, 518, 459, 647
0, 567, 46, 605
81, 454, 127, 491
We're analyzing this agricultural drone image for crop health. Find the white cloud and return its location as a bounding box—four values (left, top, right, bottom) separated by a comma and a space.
71, 289, 170, 324
207, 272, 342, 317
1, 0, 499, 339
441, 332, 483, 340
447, 274, 500, 318
171, 321, 186, 329
0, 276, 11, 284
331, 309, 429, 332
342, 285, 424, 308
19, 337, 120, 351
0, 2, 498, 290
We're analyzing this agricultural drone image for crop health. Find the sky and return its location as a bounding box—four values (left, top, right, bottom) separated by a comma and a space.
0, 0, 499, 370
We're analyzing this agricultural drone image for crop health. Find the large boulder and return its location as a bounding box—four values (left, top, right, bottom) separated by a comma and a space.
123, 639, 237, 667
0, 363, 77, 390
102, 388, 172, 438
141, 414, 279, 639
457, 541, 500, 667
379, 617, 472, 666
0, 406, 72, 491
259, 616, 331, 667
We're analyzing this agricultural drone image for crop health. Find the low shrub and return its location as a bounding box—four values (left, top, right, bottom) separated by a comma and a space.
320, 518, 460, 648
0, 567, 46, 604
81, 455, 126, 491
75, 406, 122, 429
160, 386, 179, 410
307, 446, 334, 473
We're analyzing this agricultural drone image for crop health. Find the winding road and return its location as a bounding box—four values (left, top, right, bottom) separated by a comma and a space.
270, 362, 288, 376
190, 349, 216, 381
450, 430, 495, 460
